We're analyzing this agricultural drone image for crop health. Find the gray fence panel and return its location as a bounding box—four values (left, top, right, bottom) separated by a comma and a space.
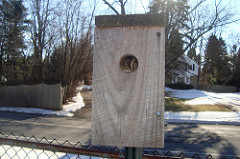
0, 84, 62, 110
47, 84, 62, 110
199, 84, 237, 93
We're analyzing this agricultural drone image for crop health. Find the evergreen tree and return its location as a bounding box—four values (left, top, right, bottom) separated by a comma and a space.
166, 29, 184, 72
0, 0, 6, 80
202, 34, 230, 85
148, 0, 189, 73
229, 45, 240, 91
0, 0, 27, 82
233, 50, 240, 91
187, 47, 197, 61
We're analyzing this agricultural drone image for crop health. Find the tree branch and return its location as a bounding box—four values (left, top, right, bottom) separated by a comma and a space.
102, 0, 119, 15
119, 0, 125, 14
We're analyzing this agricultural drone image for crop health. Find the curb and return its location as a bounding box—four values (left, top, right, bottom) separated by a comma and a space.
166, 119, 240, 126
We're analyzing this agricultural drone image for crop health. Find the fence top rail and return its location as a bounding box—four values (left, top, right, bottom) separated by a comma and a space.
0, 132, 239, 159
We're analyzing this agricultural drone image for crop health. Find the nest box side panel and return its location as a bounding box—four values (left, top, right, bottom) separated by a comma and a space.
92, 26, 165, 148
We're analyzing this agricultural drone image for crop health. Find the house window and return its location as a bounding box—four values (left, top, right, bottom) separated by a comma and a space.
188, 65, 192, 70
172, 77, 177, 83
192, 64, 195, 71
184, 64, 188, 71
185, 77, 190, 84
178, 77, 184, 83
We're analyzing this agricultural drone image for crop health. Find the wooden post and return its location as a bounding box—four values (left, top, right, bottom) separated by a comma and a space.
92, 14, 165, 148
126, 147, 142, 159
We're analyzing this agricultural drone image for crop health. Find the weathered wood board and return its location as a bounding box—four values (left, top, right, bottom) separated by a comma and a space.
92, 15, 165, 148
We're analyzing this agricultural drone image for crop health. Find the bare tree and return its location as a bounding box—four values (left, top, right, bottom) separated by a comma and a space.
55, 0, 96, 103
182, 0, 240, 61
102, 0, 128, 14
28, 0, 56, 82
150, 0, 240, 73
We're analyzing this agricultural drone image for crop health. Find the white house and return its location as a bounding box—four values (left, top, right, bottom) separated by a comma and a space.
169, 55, 199, 88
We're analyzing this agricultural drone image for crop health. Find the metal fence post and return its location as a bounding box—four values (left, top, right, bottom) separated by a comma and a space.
125, 147, 142, 159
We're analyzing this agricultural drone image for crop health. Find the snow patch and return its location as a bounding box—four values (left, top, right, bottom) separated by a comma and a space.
165, 87, 207, 99
165, 111, 240, 123
63, 92, 85, 112
166, 87, 240, 112
0, 145, 102, 159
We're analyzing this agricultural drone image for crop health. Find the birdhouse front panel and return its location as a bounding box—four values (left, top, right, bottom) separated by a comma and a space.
92, 14, 165, 148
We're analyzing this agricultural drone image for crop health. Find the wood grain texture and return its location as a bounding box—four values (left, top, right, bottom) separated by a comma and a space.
92, 26, 165, 148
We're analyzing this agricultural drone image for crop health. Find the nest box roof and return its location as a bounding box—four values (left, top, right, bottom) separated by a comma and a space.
95, 14, 165, 27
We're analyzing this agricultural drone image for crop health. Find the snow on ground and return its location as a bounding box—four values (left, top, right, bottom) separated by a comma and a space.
0, 145, 102, 159
0, 89, 85, 117
62, 92, 85, 113
165, 111, 240, 124
166, 87, 207, 99
165, 87, 240, 124
166, 87, 240, 112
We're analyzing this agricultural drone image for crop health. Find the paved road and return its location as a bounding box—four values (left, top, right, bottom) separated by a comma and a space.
164, 124, 240, 155
0, 112, 240, 155
0, 112, 91, 144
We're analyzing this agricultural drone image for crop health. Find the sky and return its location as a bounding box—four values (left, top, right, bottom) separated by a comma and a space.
22, 0, 240, 56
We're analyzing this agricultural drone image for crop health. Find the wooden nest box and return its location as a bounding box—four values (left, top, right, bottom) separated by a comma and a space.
92, 14, 165, 148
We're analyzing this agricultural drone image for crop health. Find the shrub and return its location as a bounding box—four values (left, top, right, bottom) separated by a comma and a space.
166, 83, 194, 89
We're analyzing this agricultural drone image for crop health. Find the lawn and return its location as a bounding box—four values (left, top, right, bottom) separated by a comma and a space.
165, 97, 233, 112
78, 90, 233, 116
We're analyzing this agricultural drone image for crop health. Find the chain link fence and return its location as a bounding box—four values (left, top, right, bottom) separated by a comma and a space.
0, 132, 239, 159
